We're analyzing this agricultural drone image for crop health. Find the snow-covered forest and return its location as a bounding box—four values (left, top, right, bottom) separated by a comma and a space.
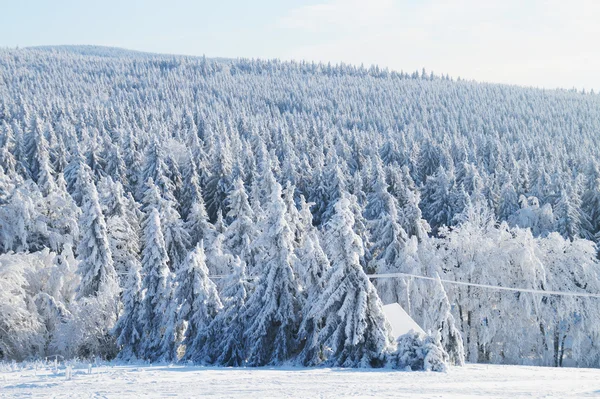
1, 46, 600, 368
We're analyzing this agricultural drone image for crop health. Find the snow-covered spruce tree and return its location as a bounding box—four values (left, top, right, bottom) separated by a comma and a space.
295, 209, 331, 366
393, 165, 430, 241
205, 135, 234, 221
204, 259, 251, 366
223, 177, 257, 268
185, 196, 215, 248
347, 193, 373, 273
123, 128, 143, 198
365, 173, 411, 305
165, 153, 184, 210
99, 177, 142, 287
138, 208, 173, 361
283, 181, 303, 245
306, 196, 394, 367
422, 166, 455, 235
311, 152, 347, 226
176, 243, 223, 363
252, 153, 278, 218
423, 275, 465, 366
72, 165, 120, 358
85, 133, 106, 180
180, 152, 204, 221
554, 187, 588, 241
140, 139, 175, 202
162, 202, 191, 271
112, 260, 143, 360
34, 140, 56, 197
105, 143, 128, 187
23, 116, 45, 182
205, 233, 239, 281
242, 181, 302, 366
63, 143, 86, 206
76, 166, 119, 301
582, 162, 600, 241
141, 177, 190, 271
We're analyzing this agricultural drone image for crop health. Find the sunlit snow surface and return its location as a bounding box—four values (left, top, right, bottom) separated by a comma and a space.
1, 363, 599, 398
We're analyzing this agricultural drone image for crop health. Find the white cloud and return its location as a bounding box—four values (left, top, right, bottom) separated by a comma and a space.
276, 0, 600, 90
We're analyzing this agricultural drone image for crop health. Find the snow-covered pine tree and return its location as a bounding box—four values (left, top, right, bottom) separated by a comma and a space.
554, 188, 584, 240
497, 178, 520, 222
180, 152, 204, 220
306, 197, 394, 367
311, 152, 347, 226
112, 259, 143, 360
242, 181, 302, 366
424, 274, 465, 366
582, 162, 600, 242
422, 166, 454, 235
205, 135, 234, 221
75, 166, 119, 301
223, 177, 257, 269
138, 208, 173, 361
177, 243, 223, 363
99, 178, 141, 286
141, 177, 190, 270
140, 140, 175, 202
393, 166, 430, 241
368, 194, 410, 305
73, 165, 120, 358
162, 203, 191, 271
295, 210, 330, 366
185, 196, 215, 248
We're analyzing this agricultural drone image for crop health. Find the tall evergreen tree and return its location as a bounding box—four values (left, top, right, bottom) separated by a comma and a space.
138, 208, 173, 361
242, 182, 302, 366
224, 178, 257, 267
178, 243, 223, 363
205, 259, 250, 366
305, 197, 394, 367
76, 167, 119, 301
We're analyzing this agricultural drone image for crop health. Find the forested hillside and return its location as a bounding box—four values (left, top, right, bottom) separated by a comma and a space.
1, 46, 600, 367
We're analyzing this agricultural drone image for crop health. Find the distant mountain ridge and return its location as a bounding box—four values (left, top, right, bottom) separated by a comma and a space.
25, 45, 234, 63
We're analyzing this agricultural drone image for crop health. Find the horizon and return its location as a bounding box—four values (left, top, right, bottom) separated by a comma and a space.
7, 43, 597, 94
1, 0, 599, 92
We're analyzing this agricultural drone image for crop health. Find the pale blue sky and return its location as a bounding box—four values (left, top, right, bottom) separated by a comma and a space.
2, 0, 599, 90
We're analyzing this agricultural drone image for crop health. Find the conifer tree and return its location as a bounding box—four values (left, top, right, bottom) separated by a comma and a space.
138, 208, 173, 361
205, 259, 250, 366
178, 243, 223, 363
242, 182, 302, 365
295, 216, 330, 366
76, 166, 119, 301
224, 177, 257, 267
185, 197, 215, 248
424, 275, 465, 366
422, 167, 454, 234
180, 152, 203, 220
113, 261, 143, 359
306, 197, 394, 367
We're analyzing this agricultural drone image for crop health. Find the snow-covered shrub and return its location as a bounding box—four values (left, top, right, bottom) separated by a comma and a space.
388, 331, 449, 372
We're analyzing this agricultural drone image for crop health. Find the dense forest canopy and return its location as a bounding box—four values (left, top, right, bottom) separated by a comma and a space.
1, 46, 600, 368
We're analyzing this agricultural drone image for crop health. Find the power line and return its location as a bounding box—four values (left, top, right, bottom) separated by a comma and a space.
366, 272, 600, 299
212, 271, 600, 298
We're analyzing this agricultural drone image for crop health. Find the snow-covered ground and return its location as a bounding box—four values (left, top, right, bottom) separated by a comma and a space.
1, 363, 599, 398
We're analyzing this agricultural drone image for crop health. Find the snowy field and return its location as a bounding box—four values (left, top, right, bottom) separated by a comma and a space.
1, 363, 599, 398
